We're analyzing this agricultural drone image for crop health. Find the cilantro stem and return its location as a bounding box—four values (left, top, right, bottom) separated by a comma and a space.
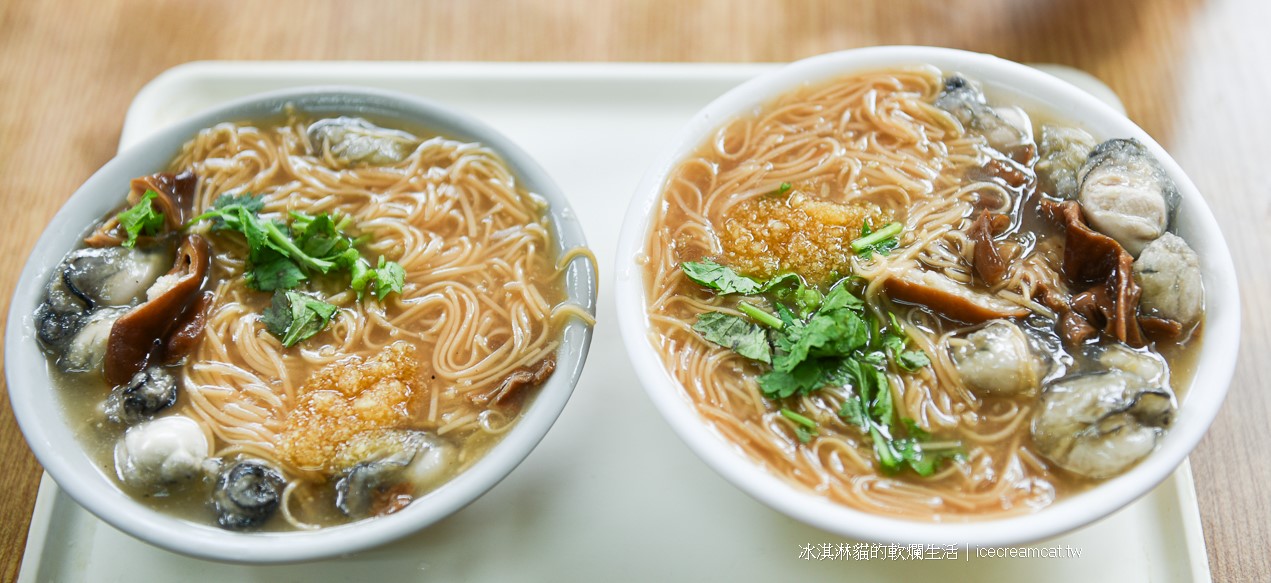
738, 301, 783, 329
850, 222, 903, 253
918, 441, 962, 450
780, 408, 817, 429
870, 426, 900, 472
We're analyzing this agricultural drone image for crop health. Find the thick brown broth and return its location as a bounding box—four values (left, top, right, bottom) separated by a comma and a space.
46, 115, 567, 530
643, 67, 1203, 520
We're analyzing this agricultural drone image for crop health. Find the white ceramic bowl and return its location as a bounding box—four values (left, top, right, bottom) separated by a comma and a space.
5, 87, 597, 563
614, 46, 1239, 546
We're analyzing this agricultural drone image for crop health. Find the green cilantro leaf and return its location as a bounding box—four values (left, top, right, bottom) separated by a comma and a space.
901, 418, 931, 441
693, 312, 772, 364
859, 350, 887, 366
880, 330, 906, 354
260, 291, 292, 338
346, 252, 375, 295
771, 306, 868, 372
248, 255, 307, 291
372, 257, 406, 301
675, 261, 957, 476
890, 438, 924, 475
896, 350, 931, 371
757, 356, 861, 399
835, 358, 884, 427
213, 192, 265, 213
760, 272, 803, 293
291, 212, 345, 258
838, 398, 865, 427
116, 190, 165, 248
191, 198, 334, 273
187, 196, 408, 350
190, 195, 406, 303
681, 260, 765, 295
680, 260, 808, 297
819, 281, 865, 312
891, 437, 964, 477
871, 426, 902, 474
757, 359, 829, 399
199, 193, 264, 231
258, 219, 335, 273
876, 310, 930, 372
838, 358, 874, 402
871, 368, 894, 426
262, 290, 339, 348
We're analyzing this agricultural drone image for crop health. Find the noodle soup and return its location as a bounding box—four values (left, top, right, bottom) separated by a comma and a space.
36, 111, 593, 531
641, 66, 1204, 520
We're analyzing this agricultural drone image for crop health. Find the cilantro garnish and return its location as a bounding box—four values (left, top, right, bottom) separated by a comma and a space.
371, 256, 406, 301
680, 258, 958, 476
188, 193, 408, 346
248, 255, 307, 292
262, 290, 339, 348
896, 350, 931, 372
189, 196, 335, 279
116, 190, 166, 248
692, 312, 771, 364
681, 259, 767, 295
737, 301, 784, 330
681, 260, 809, 310
851, 221, 903, 259
204, 192, 265, 229
780, 408, 818, 444
881, 418, 965, 477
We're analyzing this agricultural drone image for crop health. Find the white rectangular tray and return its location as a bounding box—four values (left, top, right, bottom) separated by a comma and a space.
19, 62, 1209, 582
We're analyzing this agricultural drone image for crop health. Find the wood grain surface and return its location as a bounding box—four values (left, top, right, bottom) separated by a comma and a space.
1, 0, 1267, 580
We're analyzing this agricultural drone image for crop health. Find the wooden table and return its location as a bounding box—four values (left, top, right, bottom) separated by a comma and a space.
1, 0, 1267, 580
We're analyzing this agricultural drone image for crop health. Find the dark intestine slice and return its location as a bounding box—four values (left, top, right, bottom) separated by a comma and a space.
469, 355, 557, 409
136, 171, 198, 229
884, 268, 1029, 324
1038, 286, 1101, 347
1070, 267, 1145, 347
104, 234, 211, 385
969, 210, 1011, 286
1041, 199, 1185, 347
1046, 199, 1125, 285
164, 290, 215, 358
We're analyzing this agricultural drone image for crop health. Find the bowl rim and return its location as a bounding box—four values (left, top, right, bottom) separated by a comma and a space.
613, 45, 1240, 547
5, 85, 597, 563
